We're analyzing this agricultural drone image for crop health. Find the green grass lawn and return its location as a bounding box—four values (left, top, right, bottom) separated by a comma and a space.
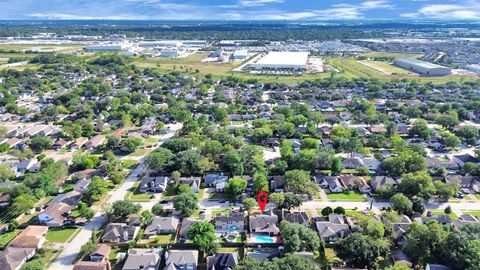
60, 183, 74, 193
476, 194, 480, 200
46, 228, 80, 243
129, 148, 150, 157
461, 210, 480, 217
0, 230, 20, 249
211, 208, 230, 217
209, 192, 230, 200
152, 234, 175, 245
197, 188, 205, 200
327, 191, 366, 202
70, 209, 81, 218
430, 210, 458, 219
121, 159, 139, 169
125, 182, 154, 202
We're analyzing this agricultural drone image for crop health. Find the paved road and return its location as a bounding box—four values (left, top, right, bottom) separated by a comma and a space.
48, 124, 182, 270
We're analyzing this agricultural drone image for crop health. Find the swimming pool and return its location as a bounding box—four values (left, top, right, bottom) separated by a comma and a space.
252, 235, 275, 243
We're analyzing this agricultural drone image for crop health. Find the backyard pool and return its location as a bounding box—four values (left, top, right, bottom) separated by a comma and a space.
252, 235, 275, 243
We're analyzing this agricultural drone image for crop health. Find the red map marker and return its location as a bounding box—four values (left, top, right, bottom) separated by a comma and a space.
257, 190, 268, 213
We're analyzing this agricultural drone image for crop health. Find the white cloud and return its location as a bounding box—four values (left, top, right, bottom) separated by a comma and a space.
401, 2, 480, 19
238, 0, 284, 7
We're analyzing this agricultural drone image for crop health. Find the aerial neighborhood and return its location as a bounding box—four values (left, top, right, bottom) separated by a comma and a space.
0, 21, 479, 270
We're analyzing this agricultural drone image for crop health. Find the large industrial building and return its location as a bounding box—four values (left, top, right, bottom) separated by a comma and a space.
393, 58, 451, 76
250, 52, 309, 72
232, 50, 249, 61
86, 44, 130, 51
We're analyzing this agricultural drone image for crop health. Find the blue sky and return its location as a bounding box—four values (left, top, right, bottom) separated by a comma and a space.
1, 0, 479, 20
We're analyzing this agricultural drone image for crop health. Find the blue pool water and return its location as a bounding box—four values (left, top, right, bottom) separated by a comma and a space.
253, 235, 275, 243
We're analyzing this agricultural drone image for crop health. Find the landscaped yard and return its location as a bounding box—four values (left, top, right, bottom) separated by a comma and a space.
125, 182, 154, 202
211, 208, 230, 217
462, 210, 480, 216
46, 228, 80, 243
0, 230, 20, 249
197, 188, 205, 200
209, 192, 230, 200
121, 159, 139, 169
430, 210, 458, 219
129, 148, 150, 157
152, 234, 175, 245
327, 191, 366, 202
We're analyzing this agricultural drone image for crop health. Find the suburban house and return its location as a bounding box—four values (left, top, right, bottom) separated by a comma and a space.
178, 218, 197, 241
9, 226, 48, 249
206, 252, 238, 270
85, 135, 106, 150
0, 226, 49, 270
339, 175, 371, 193
0, 246, 36, 270
315, 214, 350, 242
268, 176, 286, 192
389, 215, 412, 243
249, 210, 279, 236
122, 248, 161, 270
342, 158, 364, 169
37, 203, 74, 227
164, 250, 198, 270
101, 223, 139, 243
313, 175, 343, 193
371, 176, 399, 191
178, 177, 201, 192
212, 211, 245, 232
444, 175, 476, 188
71, 137, 89, 151
282, 211, 310, 225
451, 154, 478, 167
144, 216, 180, 238
139, 176, 169, 193
89, 244, 111, 262
204, 173, 228, 192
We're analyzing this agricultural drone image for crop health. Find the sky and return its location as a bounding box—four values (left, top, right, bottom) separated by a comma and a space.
1, 0, 479, 20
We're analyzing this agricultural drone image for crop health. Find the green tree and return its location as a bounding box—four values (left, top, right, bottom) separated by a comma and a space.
334, 233, 389, 269
242, 198, 256, 214
28, 135, 52, 153
112, 200, 141, 218
284, 170, 317, 196
282, 193, 303, 211
224, 177, 247, 199
85, 176, 109, 202
398, 171, 435, 200
456, 125, 479, 145
173, 192, 199, 217
390, 194, 413, 215
334, 206, 346, 215
434, 180, 458, 201
145, 148, 175, 171
177, 150, 210, 176
279, 221, 322, 252
321, 206, 333, 216
187, 221, 219, 256
12, 194, 37, 215
252, 172, 269, 195
151, 204, 163, 216
269, 193, 285, 208
403, 222, 448, 265
385, 263, 412, 270
220, 150, 244, 175
0, 164, 15, 182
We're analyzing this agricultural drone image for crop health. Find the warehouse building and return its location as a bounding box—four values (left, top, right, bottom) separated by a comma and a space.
232, 50, 249, 61
86, 44, 129, 51
393, 58, 451, 76
250, 52, 309, 72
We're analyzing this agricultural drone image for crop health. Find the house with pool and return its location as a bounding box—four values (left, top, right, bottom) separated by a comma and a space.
248, 210, 280, 243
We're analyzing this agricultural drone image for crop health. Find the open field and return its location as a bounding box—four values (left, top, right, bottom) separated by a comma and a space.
361, 52, 424, 59
0, 43, 85, 52
358, 60, 412, 75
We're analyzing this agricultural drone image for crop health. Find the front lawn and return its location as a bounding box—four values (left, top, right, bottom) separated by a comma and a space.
197, 188, 205, 200
211, 208, 230, 217
327, 191, 366, 202
46, 228, 80, 243
209, 192, 230, 201
129, 148, 150, 157
125, 182, 154, 202
429, 210, 458, 219
121, 159, 139, 169
0, 230, 20, 249
462, 210, 480, 216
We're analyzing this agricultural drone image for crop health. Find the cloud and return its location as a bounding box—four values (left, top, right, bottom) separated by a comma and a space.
401, 2, 480, 19
238, 0, 284, 7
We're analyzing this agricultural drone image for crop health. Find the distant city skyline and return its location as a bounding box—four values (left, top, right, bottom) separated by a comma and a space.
1, 0, 479, 21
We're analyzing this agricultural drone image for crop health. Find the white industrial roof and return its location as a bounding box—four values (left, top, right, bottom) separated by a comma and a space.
395, 58, 448, 69
254, 51, 309, 67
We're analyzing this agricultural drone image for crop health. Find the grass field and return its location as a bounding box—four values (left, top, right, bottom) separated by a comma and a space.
46, 228, 80, 243
430, 210, 458, 219
326, 191, 367, 202
121, 159, 139, 169
0, 230, 20, 249
197, 188, 205, 200
152, 234, 175, 245
129, 148, 151, 157
361, 52, 424, 59
211, 208, 230, 217
359, 60, 412, 75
